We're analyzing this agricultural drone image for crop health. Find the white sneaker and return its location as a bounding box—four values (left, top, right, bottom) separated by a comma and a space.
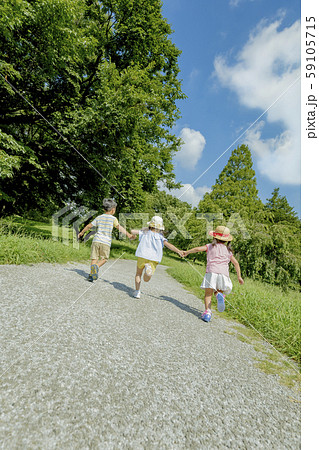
133, 290, 141, 299
144, 263, 153, 276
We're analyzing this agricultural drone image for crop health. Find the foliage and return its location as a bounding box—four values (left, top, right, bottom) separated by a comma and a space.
177, 145, 301, 289
198, 144, 263, 219
0, 0, 185, 215
234, 221, 300, 290
265, 188, 300, 225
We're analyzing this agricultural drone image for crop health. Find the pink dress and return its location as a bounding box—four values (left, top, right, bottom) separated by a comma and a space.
200, 243, 233, 294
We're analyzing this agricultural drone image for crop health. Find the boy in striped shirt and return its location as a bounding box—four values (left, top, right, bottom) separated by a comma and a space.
78, 198, 134, 281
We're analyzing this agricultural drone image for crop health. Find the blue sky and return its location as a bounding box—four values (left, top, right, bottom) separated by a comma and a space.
160, 0, 301, 216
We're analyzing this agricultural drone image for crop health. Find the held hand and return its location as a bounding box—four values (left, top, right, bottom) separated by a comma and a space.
182, 250, 189, 257
128, 233, 136, 240
238, 277, 244, 285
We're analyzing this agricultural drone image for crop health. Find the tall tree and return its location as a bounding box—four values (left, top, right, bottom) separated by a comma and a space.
198, 144, 263, 219
265, 188, 299, 225
0, 0, 185, 215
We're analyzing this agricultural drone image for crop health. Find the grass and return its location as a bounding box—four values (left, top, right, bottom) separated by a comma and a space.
0, 216, 301, 366
0, 232, 91, 265
0, 216, 91, 264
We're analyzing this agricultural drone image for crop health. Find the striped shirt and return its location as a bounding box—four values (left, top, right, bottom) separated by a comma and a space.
91, 214, 119, 246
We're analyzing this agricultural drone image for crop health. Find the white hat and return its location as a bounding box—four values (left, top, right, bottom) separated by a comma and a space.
147, 216, 165, 231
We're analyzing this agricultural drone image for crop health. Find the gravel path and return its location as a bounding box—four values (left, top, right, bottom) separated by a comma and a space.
0, 260, 300, 449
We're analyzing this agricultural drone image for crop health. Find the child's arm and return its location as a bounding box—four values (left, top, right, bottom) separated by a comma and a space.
183, 245, 207, 257
130, 227, 150, 236
78, 222, 93, 238
230, 255, 244, 284
164, 240, 183, 257
116, 223, 135, 240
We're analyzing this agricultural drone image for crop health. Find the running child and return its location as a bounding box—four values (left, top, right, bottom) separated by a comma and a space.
78, 198, 134, 281
183, 225, 244, 322
130, 216, 183, 298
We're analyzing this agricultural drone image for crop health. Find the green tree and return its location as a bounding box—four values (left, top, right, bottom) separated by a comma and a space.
265, 188, 299, 225
198, 144, 263, 220
0, 0, 185, 216
195, 145, 300, 289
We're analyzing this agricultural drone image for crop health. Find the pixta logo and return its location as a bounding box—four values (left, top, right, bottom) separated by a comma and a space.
52, 204, 97, 249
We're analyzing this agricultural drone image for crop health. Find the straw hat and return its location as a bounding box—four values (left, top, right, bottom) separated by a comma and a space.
147, 216, 165, 231
209, 225, 233, 241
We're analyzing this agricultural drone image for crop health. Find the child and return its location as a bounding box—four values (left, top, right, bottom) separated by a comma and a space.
130, 216, 183, 298
78, 198, 134, 281
183, 225, 244, 322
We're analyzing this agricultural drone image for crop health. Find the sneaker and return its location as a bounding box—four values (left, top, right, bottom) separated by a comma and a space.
201, 309, 212, 322
133, 290, 141, 299
216, 292, 225, 312
88, 274, 94, 282
90, 264, 99, 280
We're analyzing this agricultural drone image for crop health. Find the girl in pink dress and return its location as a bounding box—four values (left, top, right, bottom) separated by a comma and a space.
183, 226, 244, 322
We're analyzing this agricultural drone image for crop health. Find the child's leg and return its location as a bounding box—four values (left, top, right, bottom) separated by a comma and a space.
143, 271, 152, 282
97, 258, 107, 268
201, 288, 214, 322
143, 261, 157, 282
204, 288, 214, 310
135, 266, 144, 291
96, 245, 110, 269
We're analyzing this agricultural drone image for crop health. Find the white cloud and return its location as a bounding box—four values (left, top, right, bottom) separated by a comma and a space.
189, 68, 200, 81
213, 17, 301, 184
245, 122, 300, 184
229, 0, 258, 8
175, 127, 206, 170
164, 184, 211, 208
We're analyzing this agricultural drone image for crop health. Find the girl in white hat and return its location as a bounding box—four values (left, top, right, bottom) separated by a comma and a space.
183, 226, 244, 322
130, 216, 183, 298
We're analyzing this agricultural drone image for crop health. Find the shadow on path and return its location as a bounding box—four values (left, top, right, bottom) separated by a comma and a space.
106, 281, 133, 295
144, 292, 202, 319
105, 281, 202, 318
160, 295, 202, 318
66, 267, 88, 280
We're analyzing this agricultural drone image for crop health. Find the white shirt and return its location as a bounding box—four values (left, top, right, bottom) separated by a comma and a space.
135, 229, 167, 262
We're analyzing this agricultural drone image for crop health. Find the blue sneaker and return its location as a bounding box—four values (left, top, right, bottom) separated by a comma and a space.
201, 309, 212, 322
90, 264, 99, 280
216, 292, 225, 312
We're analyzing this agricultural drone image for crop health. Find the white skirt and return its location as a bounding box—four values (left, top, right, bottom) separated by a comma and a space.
200, 272, 233, 295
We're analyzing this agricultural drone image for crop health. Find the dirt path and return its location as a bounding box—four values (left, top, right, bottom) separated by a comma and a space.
0, 260, 300, 449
